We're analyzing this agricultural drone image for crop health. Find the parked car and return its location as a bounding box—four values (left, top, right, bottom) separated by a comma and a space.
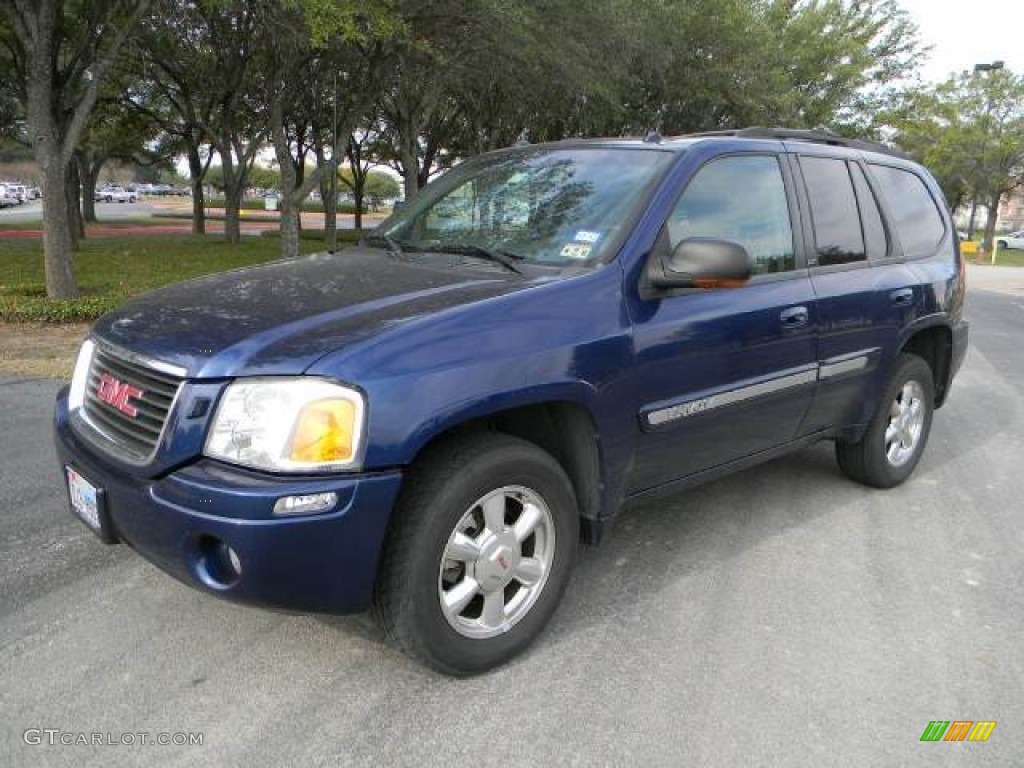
55, 128, 968, 675
1, 182, 27, 203
95, 186, 137, 203
25, 186, 41, 200
996, 231, 1024, 250
0, 183, 18, 208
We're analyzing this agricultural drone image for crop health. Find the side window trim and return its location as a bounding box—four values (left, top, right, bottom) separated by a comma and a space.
848, 160, 893, 261
781, 153, 816, 269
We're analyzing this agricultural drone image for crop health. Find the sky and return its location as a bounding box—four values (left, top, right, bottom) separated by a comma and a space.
896, 0, 1024, 83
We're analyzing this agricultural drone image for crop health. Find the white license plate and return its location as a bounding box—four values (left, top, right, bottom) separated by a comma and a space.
66, 466, 102, 533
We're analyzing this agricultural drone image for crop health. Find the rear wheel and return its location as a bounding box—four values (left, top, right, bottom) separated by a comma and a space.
836, 353, 935, 488
997, 239, 1008, 250
374, 433, 578, 675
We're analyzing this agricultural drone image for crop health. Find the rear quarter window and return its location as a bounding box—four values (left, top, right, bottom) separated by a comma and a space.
868, 164, 946, 258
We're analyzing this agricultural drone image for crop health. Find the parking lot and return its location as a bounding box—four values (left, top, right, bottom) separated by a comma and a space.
1, 278, 1022, 767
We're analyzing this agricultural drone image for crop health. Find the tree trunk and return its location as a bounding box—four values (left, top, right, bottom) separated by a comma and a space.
223, 184, 242, 244
982, 193, 1001, 258
41, 160, 79, 298
400, 147, 419, 200
277, 150, 301, 260
318, 154, 338, 251
967, 201, 978, 238
353, 190, 364, 230
398, 121, 419, 199
218, 144, 242, 244
66, 160, 84, 248
24, 1, 77, 298
80, 167, 97, 223
187, 147, 206, 235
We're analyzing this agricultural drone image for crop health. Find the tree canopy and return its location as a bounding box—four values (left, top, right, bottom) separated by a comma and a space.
1, 0, 944, 297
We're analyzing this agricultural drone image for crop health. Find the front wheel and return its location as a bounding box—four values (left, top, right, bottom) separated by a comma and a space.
997, 240, 1008, 250
374, 433, 578, 675
836, 353, 935, 488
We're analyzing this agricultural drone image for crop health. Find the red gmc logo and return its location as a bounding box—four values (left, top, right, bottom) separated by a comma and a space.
95, 373, 144, 417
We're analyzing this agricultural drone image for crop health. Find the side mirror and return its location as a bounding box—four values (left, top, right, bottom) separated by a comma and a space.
648, 237, 753, 289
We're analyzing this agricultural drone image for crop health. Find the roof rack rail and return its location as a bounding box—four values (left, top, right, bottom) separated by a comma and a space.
680, 127, 908, 159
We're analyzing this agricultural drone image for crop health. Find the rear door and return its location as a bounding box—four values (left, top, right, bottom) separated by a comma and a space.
792, 150, 931, 433
626, 152, 819, 493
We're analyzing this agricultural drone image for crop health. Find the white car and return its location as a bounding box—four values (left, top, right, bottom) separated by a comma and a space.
96, 186, 137, 204
0, 183, 19, 208
996, 231, 1024, 250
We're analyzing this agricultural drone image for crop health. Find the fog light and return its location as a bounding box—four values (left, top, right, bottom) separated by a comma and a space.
273, 492, 338, 516
194, 535, 242, 589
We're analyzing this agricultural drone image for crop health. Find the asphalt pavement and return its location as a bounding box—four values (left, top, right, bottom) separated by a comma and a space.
1, 282, 1022, 767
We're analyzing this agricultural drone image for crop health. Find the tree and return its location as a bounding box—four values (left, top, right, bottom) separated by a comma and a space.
76, 91, 162, 222
130, 0, 224, 234
364, 170, 399, 210
888, 68, 1024, 253
264, 0, 398, 258
0, 0, 151, 298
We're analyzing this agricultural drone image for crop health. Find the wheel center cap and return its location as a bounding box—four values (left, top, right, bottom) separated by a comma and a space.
475, 535, 520, 591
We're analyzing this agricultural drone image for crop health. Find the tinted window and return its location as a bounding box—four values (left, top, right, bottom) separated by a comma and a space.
667, 155, 795, 275
869, 164, 946, 258
800, 157, 865, 266
850, 163, 887, 259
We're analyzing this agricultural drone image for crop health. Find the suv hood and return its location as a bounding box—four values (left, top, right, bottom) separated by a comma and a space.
92, 247, 530, 378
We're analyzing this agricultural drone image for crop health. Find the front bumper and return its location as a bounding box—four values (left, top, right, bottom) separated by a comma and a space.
54, 387, 403, 614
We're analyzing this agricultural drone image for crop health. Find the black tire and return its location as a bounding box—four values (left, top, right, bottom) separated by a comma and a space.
836, 353, 935, 489
374, 432, 578, 675
997, 240, 1008, 250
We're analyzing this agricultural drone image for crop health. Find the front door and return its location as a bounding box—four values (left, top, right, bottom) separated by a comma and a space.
627, 152, 817, 493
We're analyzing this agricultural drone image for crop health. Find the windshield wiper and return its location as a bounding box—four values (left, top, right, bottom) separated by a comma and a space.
430, 243, 525, 274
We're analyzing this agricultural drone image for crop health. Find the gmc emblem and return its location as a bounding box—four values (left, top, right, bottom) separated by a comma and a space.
95, 373, 144, 417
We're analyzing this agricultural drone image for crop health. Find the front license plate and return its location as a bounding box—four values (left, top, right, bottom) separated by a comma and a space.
65, 466, 112, 541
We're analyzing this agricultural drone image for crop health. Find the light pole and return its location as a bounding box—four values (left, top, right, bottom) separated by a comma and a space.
973, 61, 1004, 263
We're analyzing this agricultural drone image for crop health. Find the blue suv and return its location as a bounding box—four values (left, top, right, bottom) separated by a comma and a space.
54, 128, 968, 674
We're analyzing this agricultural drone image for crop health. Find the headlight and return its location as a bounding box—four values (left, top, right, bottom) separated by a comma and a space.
204, 378, 366, 473
68, 339, 95, 410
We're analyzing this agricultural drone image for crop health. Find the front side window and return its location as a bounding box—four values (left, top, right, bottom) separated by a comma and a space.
376, 147, 674, 267
666, 155, 796, 276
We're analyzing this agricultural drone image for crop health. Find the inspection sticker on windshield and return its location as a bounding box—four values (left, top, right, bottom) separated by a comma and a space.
561, 242, 593, 260
574, 230, 601, 243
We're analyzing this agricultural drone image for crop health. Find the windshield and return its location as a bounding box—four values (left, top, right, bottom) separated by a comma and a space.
372, 147, 674, 267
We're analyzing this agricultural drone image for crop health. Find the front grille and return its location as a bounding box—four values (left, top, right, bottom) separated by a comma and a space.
82, 344, 183, 462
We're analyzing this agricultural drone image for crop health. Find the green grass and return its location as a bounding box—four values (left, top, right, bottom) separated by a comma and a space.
993, 248, 1024, 267
0, 233, 357, 323
0, 217, 173, 232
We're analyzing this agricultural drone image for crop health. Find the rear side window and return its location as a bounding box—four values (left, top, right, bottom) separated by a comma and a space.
799, 156, 865, 266
868, 164, 946, 258
666, 155, 795, 275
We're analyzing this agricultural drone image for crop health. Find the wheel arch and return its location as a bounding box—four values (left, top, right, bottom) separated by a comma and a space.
898, 320, 953, 407
403, 398, 606, 544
